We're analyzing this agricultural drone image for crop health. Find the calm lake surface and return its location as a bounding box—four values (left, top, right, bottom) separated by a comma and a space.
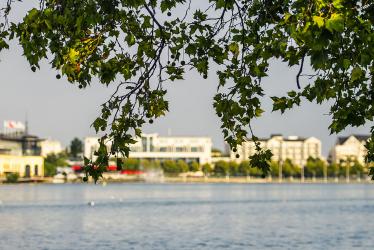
0, 183, 374, 250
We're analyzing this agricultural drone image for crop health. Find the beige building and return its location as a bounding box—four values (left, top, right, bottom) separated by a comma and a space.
0, 133, 44, 178
329, 135, 369, 165
232, 134, 322, 166
0, 155, 44, 177
85, 133, 212, 164
40, 139, 63, 157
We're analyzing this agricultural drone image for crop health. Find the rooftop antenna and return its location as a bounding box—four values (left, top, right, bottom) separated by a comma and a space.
25, 112, 29, 135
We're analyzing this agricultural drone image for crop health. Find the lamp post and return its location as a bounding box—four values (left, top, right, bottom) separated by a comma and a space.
346, 161, 349, 183
301, 165, 305, 183
324, 163, 327, 183
357, 171, 361, 182
279, 160, 283, 183
344, 159, 354, 183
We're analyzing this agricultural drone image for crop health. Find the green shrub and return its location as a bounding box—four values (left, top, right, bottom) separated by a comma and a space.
5, 173, 19, 183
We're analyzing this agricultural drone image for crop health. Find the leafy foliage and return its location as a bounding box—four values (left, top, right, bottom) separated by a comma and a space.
189, 161, 200, 172
202, 163, 213, 175
305, 157, 326, 178
122, 158, 140, 170
44, 152, 68, 177
161, 160, 189, 175
5, 172, 19, 183
69, 137, 83, 158
213, 160, 230, 176
1, 0, 374, 181
282, 159, 301, 178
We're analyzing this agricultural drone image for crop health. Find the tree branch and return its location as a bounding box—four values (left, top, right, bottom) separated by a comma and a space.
296, 55, 305, 89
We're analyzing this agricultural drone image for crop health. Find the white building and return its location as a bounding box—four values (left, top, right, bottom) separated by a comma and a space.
40, 139, 63, 157
231, 134, 322, 166
85, 133, 212, 164
329, 135, 369, 165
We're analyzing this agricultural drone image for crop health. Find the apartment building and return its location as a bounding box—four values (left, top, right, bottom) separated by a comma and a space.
231, 134, 322, 166
329, 135, 369, 165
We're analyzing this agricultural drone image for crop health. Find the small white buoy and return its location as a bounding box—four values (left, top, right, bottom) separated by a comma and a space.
88, 201, 95, 206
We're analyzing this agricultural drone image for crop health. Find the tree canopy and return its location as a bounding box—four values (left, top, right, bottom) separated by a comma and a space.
69, 137, 83, 158
1, 0, 374, 182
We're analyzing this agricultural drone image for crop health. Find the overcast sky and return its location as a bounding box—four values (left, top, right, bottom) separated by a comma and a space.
0, 2, 372, 157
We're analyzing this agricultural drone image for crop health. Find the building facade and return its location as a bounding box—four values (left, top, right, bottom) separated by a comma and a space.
329, 135, 369, 165
40, 139, 63, 157
231, 134, 322, 166
85, 133, 212, 164
0, 155, 44, 178
0, 133, 44, 177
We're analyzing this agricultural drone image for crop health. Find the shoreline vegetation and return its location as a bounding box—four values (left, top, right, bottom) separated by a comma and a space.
3, 156, 371, 185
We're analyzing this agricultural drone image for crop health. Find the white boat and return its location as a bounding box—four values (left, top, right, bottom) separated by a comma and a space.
52, 173, 66, 184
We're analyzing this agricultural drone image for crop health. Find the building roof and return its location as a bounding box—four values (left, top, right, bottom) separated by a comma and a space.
245, 134, 308, 142
337, 134, 370, 145
283, 138, 307, 142
0, 133, 43, 142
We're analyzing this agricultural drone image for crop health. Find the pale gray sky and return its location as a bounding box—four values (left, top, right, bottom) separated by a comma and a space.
0, 2, 371, 156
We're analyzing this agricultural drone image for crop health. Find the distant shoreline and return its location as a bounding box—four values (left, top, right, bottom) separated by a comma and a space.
0, 176, 372, 184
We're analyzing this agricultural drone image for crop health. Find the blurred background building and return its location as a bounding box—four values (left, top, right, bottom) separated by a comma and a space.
85, 133, 212, 164
329, 135, 369, 165
0, 120, 44, 178
231, 134, 322, 166
40, 139, 63, 157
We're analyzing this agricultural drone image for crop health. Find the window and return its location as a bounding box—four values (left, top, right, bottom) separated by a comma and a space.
160, 147, 167, 152
34, 165, 39, 176
142, 137, 147, 151
150, 137, 154, 152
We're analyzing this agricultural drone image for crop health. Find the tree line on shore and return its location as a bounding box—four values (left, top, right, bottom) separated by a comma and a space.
112, 157, 368, 179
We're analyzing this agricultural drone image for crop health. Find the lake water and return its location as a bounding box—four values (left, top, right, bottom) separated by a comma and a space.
0, 183, 374, 250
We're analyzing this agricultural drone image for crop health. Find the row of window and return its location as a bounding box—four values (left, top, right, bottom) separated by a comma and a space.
130, 146, 205, 153
249, 146, 319, 154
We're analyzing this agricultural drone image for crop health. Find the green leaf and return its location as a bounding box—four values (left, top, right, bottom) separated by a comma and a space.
326, 13, 344, 32
287, 91, 297, 98
333, 0, 344, 9
228, 42, 239, 57
312, 16, 325, 28
126, 34, 136, 46
84, 157, 90, 166
255, 108, 264, 117
351, 67, 363, 81
68, 48, 79, 62
160, 0, 177, 12
343, 59, 350, 70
